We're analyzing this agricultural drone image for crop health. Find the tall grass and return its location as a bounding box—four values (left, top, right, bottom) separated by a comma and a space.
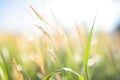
84, 15, 96, 80
0, 5, 120, 80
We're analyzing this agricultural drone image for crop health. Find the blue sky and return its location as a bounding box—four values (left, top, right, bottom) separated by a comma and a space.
0, 0, 27, 31
0, 0, 120, 33
0, 0, 45, 32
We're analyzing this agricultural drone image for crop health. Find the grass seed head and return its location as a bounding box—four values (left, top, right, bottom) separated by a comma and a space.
12, 57, 24, 80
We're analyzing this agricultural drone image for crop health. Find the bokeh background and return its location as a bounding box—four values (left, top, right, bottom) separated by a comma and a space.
0, 0, 120, 80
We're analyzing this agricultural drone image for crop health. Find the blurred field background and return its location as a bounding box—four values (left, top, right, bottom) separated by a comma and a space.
0, 0, 120, 80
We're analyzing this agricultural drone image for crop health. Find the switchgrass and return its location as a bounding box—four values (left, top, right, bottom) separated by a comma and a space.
0, 6, 120, 80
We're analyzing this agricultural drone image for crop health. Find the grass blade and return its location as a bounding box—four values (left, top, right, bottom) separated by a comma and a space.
84, 15, 96, 80
43, 68, 84, 80
0, 58, 9, 80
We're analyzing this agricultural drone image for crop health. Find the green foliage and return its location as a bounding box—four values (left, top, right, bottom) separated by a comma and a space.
43, 68, 84, 80
84, 15, 96, 80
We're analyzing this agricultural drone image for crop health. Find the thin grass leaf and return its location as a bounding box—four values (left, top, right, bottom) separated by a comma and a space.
0, 52, 9, 80
43, 68, 84, 80
84, 15, 97, 80
0, 59, 8, 80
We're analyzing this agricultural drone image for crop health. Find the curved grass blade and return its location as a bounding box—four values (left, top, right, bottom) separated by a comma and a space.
84, 15, 97, 80
43, 68, 84, 80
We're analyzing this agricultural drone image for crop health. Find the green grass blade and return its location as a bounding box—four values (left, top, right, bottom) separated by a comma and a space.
0, 57, 8, 80
84, 15, 96, 80
43, 68, 84, 80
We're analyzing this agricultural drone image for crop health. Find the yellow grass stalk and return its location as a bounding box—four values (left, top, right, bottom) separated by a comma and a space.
51, 12, 71, 48
43, 37, 49, 49
35, 24, 58, 62
45, 49, 58, 63
35, 39, 45, 75
76, 23, 86, 49
51, 12, 73, 67
35, 24, 50, 39
29, 5, 53, 29
12, 57, 24, 80
29, 53, 45, 75
35, 24, 57, 57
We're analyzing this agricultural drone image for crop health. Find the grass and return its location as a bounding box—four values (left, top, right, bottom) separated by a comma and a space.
84, 15, 96, 80
43, 68, 84, 80
0, 6, 120, 80
0, 56, 8, 80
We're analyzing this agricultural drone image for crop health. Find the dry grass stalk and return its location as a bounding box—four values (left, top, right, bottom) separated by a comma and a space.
35, 24, 56, 51
29, 5, 44, 21
35, 24, 50, 38
46, 49, 58, 63
51, 12, 65, 38
51, 12, 69, 45
76, 23, 86, 48
35, 24, 57, 64
51, 11, 60, 30
29, 5, 53, 29
29, 54, 45, 75
12, 57, 24, 80
43, 36, 52, 49
34, 39, 45, 75
51, 12, 73, 60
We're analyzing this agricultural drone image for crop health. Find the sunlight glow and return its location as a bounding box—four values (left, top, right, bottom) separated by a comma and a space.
46, 0, 115, 32
0, 0, 119, 32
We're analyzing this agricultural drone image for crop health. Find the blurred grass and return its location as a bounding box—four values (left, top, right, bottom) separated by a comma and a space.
43, 68, 84, 80
0, 6, 120, 80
